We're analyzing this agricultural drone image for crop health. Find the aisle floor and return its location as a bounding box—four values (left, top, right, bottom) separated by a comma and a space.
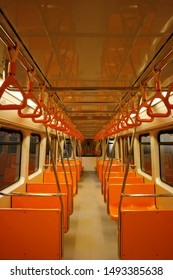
63, 171, 119, 260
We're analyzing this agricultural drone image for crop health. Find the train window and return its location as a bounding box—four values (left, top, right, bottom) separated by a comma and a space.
0, 129, 22, 190
76, 139, 101, 157
64, 138, 72, 158
139, 134, 152, 175
118, 138, 121, 160
159, 131, 173, 187
28, 134, 40, 175
45, 136, 56, 164
107, 138, 115, 158
122, 136, 134, 164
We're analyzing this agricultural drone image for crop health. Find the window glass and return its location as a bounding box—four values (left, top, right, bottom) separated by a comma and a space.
76, 139, 101, 157
45, 136, 56, 164
122, 136, 134, 164
159, 131, 173, 187
107, 138, 115, 158
118, 138, 121, 160
29, 134, 40, 175
0, 129, 22, 190
64, 138, 72, 158
139, 134, 152, 175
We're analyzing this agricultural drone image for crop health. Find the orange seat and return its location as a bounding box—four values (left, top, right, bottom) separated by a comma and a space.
26, 182, 70, 233
102, 171, 136, 196
44, 171, 75, 210
0, 195, 62, 260
47, 165, 78, 195
12, 192, 68, 233
62, 159, 82, 181
108, 183, 155, 221
27, 182, 73, 216
105, 176, 143, 202
120, 209, 173, 259
97, 160, 122, 181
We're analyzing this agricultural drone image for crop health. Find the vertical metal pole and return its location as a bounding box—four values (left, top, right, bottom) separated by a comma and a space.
56, 132, 71, 221
118, 96, 141, 259
63, 134, 74, 193
104, 135, 118, 202
45, 126, 64, 258
70, 136, 78, 193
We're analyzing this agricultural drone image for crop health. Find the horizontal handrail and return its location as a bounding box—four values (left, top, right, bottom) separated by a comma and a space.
122, 193, 173, 198
43, 164, 75, 167
0, 192, 62, 197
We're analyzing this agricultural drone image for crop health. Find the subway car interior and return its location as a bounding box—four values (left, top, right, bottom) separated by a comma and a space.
0, 0, 173, 260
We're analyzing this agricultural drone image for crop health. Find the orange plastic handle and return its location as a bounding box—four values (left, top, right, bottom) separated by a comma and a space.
125, 102, 141, 127
136, 87, 154, 123
147, 80, 171, 118
32, 104, 51, 124
0, 61, 27, 110
31, 86, 52, 124
165, 82, 173, 109
18, 80, 42, 118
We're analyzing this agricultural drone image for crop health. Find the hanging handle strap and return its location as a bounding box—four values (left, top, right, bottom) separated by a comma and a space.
165, 82, 173, 109
18, 70, 42, 118
32, 84, 51, 123
136, 84, 154, 122
0, 45, 27, 110
125, 101, 141, 127
147, 71, 171, 117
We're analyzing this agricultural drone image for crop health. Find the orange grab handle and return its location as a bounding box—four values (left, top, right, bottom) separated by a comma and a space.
122, 111, 136, 129
18, 80, 42, 118
0, 61, 27, 110
147, 80, 171, 118
136, 87, 154, 123
125, 102, 142, 127
32, 105, 51, 124
165, 82, 173, 109
44, 116, 58, 128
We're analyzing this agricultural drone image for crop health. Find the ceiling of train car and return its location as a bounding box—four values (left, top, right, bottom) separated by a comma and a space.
0, 0, 173, 138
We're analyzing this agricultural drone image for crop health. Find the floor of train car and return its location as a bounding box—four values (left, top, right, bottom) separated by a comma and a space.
63, 171, 119, 260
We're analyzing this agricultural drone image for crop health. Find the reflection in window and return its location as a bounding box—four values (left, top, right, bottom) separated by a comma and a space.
0, 129, 22, 190
139, 134, 152, 175
64, 138, 72, 158
29, 134, 40, 175
76, 139, 102, 157
107, 138, 115, 158
123, 136, 134, 165
45, 136, 56, 164
159, 131, 173, 187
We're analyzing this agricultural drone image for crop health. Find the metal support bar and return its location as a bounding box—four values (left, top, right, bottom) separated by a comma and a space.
45, 126, 64, 258
56, 131, 71, 217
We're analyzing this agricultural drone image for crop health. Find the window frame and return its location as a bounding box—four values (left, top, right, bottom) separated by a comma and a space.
0, 128, 22, 190
158, 130, 173, 187
106, 138, 115, 158
139, 133, 152, 176
28, 133, 40, 175
76, 139, 101, 157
